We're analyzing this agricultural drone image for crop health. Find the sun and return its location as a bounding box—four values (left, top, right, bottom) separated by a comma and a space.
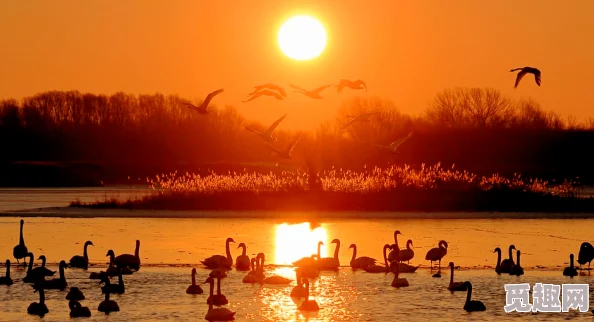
278, 15, 327, 61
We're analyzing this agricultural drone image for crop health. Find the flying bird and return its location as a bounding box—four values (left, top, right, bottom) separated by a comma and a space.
249, 84, 287, 97
375, 132, 413, 154
339, 112, 378, 131
267, 136, 302, 159
510, 67, 541, 88
182, 88, 224, 114
289, 83, 333, 99
243, 89, 284, 102
245, 114, 287, 144
336, 79, 367, 93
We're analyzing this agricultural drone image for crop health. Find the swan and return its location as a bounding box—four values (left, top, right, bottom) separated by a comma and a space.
390, 258, 409, 288
462, 281, 486, 312
267, 136, 302, 159
294, 243, 324, 268
245, 114, 287, 144
31, 255, 56, 276
69, 240, 94, 270
114, 239, 141, 271
66, 287, 85, 300
499, 245, 516, 274
202, 237, 235, 269
364, 244, 391, 273
510, 250, 524, 276
181, 88, 224, 114
186, 268, 204, 294
299, 278, 320, 311
290, 269, 307, 297
0, 259, 13, 286
494, 247, 502, 274
348, 244, 377, 269
259, 254, 292, 285
69, 300, 91, 318
447, 262, 467, 292
102, 267, 125, 294
23, 252, 44, 283
105, 250, 134, 276
339, 112, 378, 132
204, 276, 228, 306
27, 286, 49, 317
242, 258, 263, 284
563, 254, 578, 277
398, 239, 415, 264
243, 89, 284, 102
34, 260, 68, 290
205, 303, 236, 321
13, 219, 28, 266
97, 277, 120, 314
289, 83, 332, 99
375, 132, 413, 155
387, 230, 402, 262
425, 240, 448, 270
235, 242, 251, 271
317, 239, 341, 270
249, 83, 287, 97
577, 242, 594, 270
510, 67, 541, 88
336, 79, 367, 93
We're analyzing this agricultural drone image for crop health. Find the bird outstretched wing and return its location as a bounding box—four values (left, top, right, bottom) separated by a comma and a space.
265, 114, 287, 136
337, 79, 349, 93
387, 132, 413, 152
534, 71, 541, 86
313, 84, 333, 94
181, 102, 199, 109
203, 88, 224, 108
514, 71, 527, 88
289, 83, 308, 93
244, 126, 260, 134
287, 136, 302, 154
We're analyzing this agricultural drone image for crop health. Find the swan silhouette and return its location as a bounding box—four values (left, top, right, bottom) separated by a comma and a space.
242, 258, 264, 284
33, 260, 68, 290
290, 83, 332, 99
105, 250, 133, 276
563, 254, 578, 277
462, 281, 486, 312
577, 242, 594, 270
235, 243, 251, 271
27, 286, 49, 317
114, 239, 141, 271
13, 219, 28, 266
205, 303, 236, 321
339, 112, 378, 132
66, 286, 86, 300
249, 83, 287, 97
182, 88, 224, 114
245, 114, 287, 144
499, 245, 516, 274
31, 255, 56, 276
202, 237, 235, 269
348, 243, 377, 269
390, 255, 409, 288
102, 267, 125, 294
425, 240, 448, 270
364, 244, 391, 273
0, 259, 13, 286
69, 300, 91, 318
336, 79, 367, 93
317, 239, 341, 270
243, 89, 284, 102
290, 269, 307, 297
204, 276, 228, 306
267, 135, 302, 159
375, 132, 414, 155
494, 247, 502, 274
259, 254, 292, 285
23, 252, 44, 283
298, 278, 320, 311
447, 262, 468, 292
387, 230, 402, 262
510, 250, 524, 276
69, 240, 94, 270
186, 268, 204, 294
97, 275, 120, 314
398, 239, 415, 264
510, 67, 541, 88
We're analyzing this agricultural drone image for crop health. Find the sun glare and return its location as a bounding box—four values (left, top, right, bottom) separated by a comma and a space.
278, 15, 327, 61
275, 222, 328, 265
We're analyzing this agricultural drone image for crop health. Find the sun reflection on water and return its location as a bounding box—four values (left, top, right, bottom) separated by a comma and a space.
275, 222, 328, 265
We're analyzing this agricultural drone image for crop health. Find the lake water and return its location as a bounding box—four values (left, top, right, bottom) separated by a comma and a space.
0, 188, 593, 321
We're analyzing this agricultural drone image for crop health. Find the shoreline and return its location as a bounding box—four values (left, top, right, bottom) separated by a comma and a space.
2, 207, 594, 219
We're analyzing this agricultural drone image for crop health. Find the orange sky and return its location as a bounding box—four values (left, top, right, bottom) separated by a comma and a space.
1, 1, 593, 130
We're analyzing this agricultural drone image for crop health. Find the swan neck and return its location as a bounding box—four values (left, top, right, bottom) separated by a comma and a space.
317, 243, 322, 258
241, 245, 246, 256
350, 246, 357, 262
83, 244, 89, 260
466, 284, 472, 304
60, 264, 65, 281
191, 272, 196, 285
394, 234, 399, 248
41, 257, 46, 267
570, 256, 574, 268
508, 247, 513, 260
333, 241, 340, 260
19, 221, 24, 245
135, 242, 140, 258
5, 263, 10, 278
225, 240, 232, 262
382, 246, 389, 268
407, 241, 412, 250
27, 254, 33, 272
118, 270, 123, 285
517, 252, 521, 266
496, 250, 501, 267
450, 266, 454, 284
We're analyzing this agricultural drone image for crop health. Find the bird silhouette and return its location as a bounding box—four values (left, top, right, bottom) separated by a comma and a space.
510, 67, 541, 88
374, 132, 413, 154
340, 112, 378, 131
290, 83, 332, 99
182, 88, 224, 114
245, 114, 287, 144
267, 136, 302, 159
336, 79, 367, 93
249, 84, 287, 97
243, 89, 284, 102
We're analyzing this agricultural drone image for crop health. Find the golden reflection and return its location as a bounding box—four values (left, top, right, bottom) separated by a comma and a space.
275, 223, 328, 265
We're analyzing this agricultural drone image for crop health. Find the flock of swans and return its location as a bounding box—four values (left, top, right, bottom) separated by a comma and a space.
4, 219, 593, 319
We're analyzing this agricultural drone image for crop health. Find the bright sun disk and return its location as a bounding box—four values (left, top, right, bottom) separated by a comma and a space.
278, 15, 327, 61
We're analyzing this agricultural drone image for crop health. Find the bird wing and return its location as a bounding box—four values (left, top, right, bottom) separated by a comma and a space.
265, 114, 287, 136
202, 88, 224, 109
514, 70, 527, 88
313, 84, 333, 94
249, 85, 267, 95
337, 79, 348, 93
243, 91, 264, 103
534, 70, 541, 86
387, 132, 413, 151
265, 145, 282, 154
509, 67, 524, 72
244, 126, 260, 134
181, 102, 199, 109
286, 136, 302, 154
289, 83, 308, 93
271, 85, 287, 97
339, 118, 359, 131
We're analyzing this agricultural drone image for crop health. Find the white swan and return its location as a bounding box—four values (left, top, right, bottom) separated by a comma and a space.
317, 239, 340, 270
267, 136, 302, 159
375, 133, 413, 155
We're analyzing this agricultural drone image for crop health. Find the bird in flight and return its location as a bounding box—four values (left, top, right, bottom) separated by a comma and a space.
510, 67, 541, 88
340, 112, 378, 131
249, 84, 287, 97
243, 89, 284, 103
375, 132, 413, 154
267, 136, 302, 159
245, 114, 287, 144
289, 84, 333, 99
336, 79, 367, 93
181, 88, 224, 114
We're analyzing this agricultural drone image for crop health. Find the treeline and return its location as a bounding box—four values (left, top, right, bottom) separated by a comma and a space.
1, 88, 594, 186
